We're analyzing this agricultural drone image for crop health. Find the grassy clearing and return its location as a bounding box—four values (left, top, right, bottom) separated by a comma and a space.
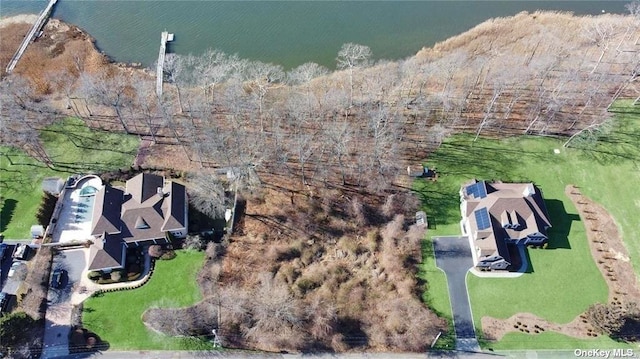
0, 118, 137, 238
416, 103, 640, 349
82, 250, 210, 350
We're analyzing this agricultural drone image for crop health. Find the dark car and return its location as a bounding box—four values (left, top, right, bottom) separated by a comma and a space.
0, 243, 6, 259
51, 269, 66, 289
0, 292, 8, 315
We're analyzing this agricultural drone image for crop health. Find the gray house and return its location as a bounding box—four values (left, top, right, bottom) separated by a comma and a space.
89, 173, 188, 271
460, 180, 551, 270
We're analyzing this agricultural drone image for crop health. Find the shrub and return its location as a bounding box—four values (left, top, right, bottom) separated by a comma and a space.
88, 271, 101, 280
183, 234, 205, 251
161, 250, 176, 260
586, 302, 640, 342
36, 191, 57, 227
148, 245, 164, 258
365, 229, 381, 252
110, 270, 123, 282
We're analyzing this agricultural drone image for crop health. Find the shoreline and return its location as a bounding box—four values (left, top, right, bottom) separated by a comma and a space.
0, 14, 38, 27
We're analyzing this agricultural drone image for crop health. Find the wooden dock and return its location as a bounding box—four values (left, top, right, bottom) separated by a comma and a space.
156, 31, 174, 98
5, 0, 58, 74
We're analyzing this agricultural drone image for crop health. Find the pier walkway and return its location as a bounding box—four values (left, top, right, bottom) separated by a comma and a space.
156, 31, 174, 98
5, 0, 58, 74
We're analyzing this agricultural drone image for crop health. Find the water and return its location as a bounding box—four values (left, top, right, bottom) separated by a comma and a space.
0, 1, 629, 69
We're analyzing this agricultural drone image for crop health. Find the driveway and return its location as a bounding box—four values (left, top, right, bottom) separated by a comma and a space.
42, 248, 86, 359
432, 236, 479, 351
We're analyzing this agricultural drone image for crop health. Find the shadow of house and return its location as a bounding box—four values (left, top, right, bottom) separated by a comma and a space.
0, 198, 17, 233
544, 199, 579, 250
506, 243, 535, 273
415, 186, 459, 229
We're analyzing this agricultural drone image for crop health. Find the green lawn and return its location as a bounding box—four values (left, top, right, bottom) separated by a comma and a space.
491, 331, 638, 351
82, 250, 211, 350
418, 239, 455, 350
0, 118, 138, 238
416, 102, 640, 349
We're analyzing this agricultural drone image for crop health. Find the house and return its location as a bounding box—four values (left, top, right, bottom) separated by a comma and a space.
89, 173, 188, 271
460, 180, 551, 270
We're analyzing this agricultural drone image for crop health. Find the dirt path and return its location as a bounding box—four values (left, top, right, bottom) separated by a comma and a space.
481, 185, 640, 341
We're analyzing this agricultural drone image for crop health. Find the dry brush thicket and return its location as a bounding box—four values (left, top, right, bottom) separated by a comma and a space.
144, 193, 444, 352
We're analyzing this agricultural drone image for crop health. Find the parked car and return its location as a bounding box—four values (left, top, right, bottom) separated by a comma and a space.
51, 269, 66, 289
8, 262, 24, 278
12, 244, 30, 260
0, 292, 8, 315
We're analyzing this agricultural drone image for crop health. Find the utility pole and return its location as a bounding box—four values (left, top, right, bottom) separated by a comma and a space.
211, 329, 222, 348
212, 298, 222, 348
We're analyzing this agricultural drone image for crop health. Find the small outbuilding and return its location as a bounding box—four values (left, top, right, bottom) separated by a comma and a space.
31, 225, 44, 238
42, 177, 64, 196
415, 211, 427, 227
407, 165, 425, 177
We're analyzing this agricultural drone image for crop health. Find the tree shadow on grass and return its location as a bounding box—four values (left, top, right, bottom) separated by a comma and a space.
545, 199, 579, 250
0, 198, 17, 233
415, 184, 460, 229
434, 140, 542, 180
69, 326, 110, 355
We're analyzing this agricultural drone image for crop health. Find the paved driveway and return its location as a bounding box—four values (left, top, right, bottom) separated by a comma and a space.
42, 248, 87, 359
432, 236, 478, 350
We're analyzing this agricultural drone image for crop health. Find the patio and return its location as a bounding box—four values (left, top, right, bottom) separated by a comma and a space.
52, 175, 103, 244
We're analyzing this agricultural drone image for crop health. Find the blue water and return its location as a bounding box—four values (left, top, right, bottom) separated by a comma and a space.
0, 1, 629, 69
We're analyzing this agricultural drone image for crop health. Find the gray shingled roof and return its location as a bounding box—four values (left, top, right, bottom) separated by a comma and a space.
88, 173, 187, 271
91, 186, 124, 236
88, 233, 125, 270
161, 181, 186, 232
126, 173, 164, 204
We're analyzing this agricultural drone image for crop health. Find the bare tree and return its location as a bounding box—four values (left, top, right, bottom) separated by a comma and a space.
162, 53, 194, 112
45, 70, 78, 114
582, 19, 616, 73
323, 119, 352, 185
131, 73, 160, 143
0, 76, 54, 166
80, 70, 135, 134
336, 43, 372, 107
287, 62, 329, 86
245, 272, 302, 345
187, 171, 228, 219
287, 62, 328, 107
244, 61, 285, 131
195, 49, 238, 105
626, 0, 640, 18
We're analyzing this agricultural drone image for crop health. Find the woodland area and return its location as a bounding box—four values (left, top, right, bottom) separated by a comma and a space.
1, 7, 640, 353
